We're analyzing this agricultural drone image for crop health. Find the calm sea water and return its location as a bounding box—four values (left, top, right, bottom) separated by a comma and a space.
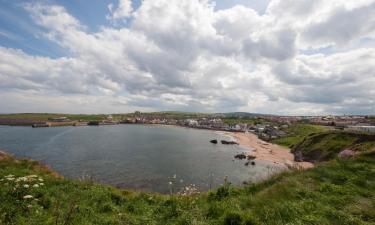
0, 125, 280, 193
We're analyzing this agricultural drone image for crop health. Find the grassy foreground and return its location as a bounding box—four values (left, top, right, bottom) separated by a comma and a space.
0, 150, 374, 225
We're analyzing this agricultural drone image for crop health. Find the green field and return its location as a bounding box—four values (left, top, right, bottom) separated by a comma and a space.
1, 136, 374, 224
221, 118, 265, 126
272, 124, 330, 148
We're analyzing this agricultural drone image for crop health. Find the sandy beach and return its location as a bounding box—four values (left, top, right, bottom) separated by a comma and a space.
225, 132, 314, 169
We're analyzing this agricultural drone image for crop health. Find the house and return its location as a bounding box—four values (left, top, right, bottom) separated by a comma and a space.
346, 126, 375, 133
186, 119, 199, 127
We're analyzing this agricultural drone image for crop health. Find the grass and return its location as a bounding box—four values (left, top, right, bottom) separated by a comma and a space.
0, 149, 374, 225
272, 124, 330, 148
292, 131, 375, 162
222, 118, 265, 126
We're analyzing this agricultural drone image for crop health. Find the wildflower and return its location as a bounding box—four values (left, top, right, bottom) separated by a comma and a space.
39, 183, 44, 186
5, 174, 14, 178
23, 195, 33, 199
23, 184, 29, 188
16, 177, 27, 182
168, 181, 173, 185
33, 184, 39, 188
27, 205, 32, 208
38, 178, 44, 182
7, 177, 15, 181
173, 174, 177, 179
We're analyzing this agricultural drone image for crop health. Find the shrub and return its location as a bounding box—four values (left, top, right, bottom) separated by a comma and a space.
223, 212, 242, 225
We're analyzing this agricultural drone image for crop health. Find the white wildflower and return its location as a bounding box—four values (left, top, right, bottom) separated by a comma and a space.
39, 183, 44, 186
5, 174, 14, 178
27, 205, 32, 208
23, 195, 33, 199
33, 184, 39, 188
7, 177, 15, 181
168, 181, 173, 185
23, 184, 29, 188
38, 178, 44, 182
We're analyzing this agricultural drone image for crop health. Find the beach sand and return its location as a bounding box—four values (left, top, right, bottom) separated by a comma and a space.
225, 132, 314, 169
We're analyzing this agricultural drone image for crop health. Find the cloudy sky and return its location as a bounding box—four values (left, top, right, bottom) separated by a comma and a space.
0, 0, 374, 115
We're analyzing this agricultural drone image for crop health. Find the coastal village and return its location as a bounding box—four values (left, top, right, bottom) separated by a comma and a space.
2, 112, 373, 173
0, 113, 374, 139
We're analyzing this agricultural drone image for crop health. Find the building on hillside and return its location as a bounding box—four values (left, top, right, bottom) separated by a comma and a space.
186, 119, 199, 127
345, 126, 375, 133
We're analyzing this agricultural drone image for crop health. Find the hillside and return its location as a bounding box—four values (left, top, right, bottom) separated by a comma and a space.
1, 146, 374, 224
271, 124, 330, 148
292, 131, 375, 163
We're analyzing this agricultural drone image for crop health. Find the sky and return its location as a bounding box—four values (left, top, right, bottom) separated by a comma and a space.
0, 0, 374, 115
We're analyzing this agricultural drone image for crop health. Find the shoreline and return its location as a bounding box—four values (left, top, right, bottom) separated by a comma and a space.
0, 123, 313, 169
224, 131, 314, 169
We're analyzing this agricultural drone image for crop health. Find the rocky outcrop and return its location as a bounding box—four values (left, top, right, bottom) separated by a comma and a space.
221, 140, 238, 145
293, 151, 304, 162
234, 153, 246, 159
244, 161, 256, 166
0, 150, 10, 160
210, 140, 218, 144
88, 121, 100, 126
246, 155, 256, 160
338, 149, 356, 159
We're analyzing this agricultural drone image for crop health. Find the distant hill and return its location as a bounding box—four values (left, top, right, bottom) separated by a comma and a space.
213, 112, 271, 118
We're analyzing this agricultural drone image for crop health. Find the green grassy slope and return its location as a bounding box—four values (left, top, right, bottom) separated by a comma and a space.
1, 149, 374, 225
272, 124, 330, 148
222, 118, 265, 126
292, 131, 375, 163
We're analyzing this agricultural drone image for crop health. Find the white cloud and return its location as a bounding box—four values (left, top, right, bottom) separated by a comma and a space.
302, 2, 375, 47
0, 0, 374, 114
107, 0, 133, 22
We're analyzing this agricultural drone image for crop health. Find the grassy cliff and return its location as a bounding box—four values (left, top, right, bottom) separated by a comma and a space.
292, 131, 375, 163
272, 124, 329, 148
1, 147, 374, 225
